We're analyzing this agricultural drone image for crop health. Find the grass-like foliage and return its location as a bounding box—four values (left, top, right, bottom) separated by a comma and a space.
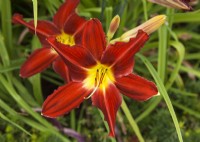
0, 0, 200, 141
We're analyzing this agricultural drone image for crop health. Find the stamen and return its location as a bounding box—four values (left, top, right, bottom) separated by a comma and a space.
99, 72, 104, 84
84, 68, 108, 99
95, 69, 99, 87
96, 69, 99, 81
99, 68, 107, 84
95, 77, 97, 87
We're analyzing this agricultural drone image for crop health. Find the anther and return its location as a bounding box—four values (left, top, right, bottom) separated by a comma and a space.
95, 77, 97, 87
99, 68, 106, 84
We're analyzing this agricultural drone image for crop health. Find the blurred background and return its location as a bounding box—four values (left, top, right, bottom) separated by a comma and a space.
0, 0, 200, 141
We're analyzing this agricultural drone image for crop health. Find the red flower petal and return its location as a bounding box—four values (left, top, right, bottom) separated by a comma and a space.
53, 0, 80, 29
28, 20, 60, 36
47, 37, 96, 81
53, 58, 71, 83
42, 82, 91, 118
115, 74, 158, 101
64, 12, 87, 36
91, 84, 122, 137
28, 20, 60, 46
12, 14, 59, 37
101, 30, 149, 77
82, 19, 106, 60
20, 48, 58, 78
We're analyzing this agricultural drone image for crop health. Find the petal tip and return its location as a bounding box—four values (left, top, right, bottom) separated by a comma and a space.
143, 89, 159, 101
19, 73, 26, 78
41, 112, 44, 116
161, 15, 167, 20
19, 69, 28, 78
155, 92, 160, 97
19, 64, 33, 78
41, 108, 57, 118
19, 73, 22, 77
108, 132, 115, 138
12, 13, 24, 24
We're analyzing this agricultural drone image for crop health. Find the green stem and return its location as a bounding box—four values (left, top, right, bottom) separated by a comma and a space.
98, 110, 116, 142
141, 0, 148, 20
70, 110, 76, 130
121, 99, 145, 142
77, 105, 84, 133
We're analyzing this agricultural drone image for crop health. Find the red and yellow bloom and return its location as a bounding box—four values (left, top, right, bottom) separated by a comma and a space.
12, 0, 86, 82
42, 19, 158, 137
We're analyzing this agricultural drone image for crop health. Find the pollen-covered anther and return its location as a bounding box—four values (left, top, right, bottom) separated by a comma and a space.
56, 31, 75, 46
99, 68, 108, 85
95, 68, 108, 87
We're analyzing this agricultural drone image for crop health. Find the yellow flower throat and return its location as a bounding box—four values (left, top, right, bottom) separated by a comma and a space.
56, 31, 75, 46
83, 63, 115, 94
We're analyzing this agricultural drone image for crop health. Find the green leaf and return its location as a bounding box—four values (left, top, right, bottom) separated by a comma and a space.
121, 99, 145, 142
172, 101, 200, 119
137, 54, 183, 142
0, 99, 47, 132
98, 110, 116, 142
165, 41, 185, 89
29, 36, 43, 105
0, 111, 31, 136
12, 77, 39, 107
32, 0, 38, 30
0, 0, 13, 57
0, 74, 70, 142
173, 10, 200, 23
0, 34, 10, 66
158, 25, 168, 81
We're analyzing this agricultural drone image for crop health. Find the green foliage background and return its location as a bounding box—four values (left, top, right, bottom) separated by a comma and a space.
0, 0, 200, 141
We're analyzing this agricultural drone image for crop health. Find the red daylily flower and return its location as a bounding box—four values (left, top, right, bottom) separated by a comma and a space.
12, 0, 86, 82
42, 19, 158, 137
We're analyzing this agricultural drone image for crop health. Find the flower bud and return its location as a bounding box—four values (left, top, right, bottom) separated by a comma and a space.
107, 15, 120, 42
147, 0, 192, 10
110, 15, 166, 44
